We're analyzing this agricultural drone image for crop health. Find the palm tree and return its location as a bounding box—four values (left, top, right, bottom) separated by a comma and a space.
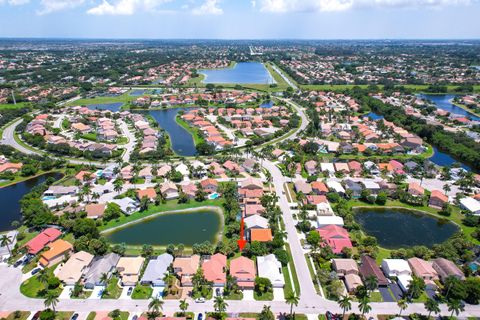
43, 291, 59, 313
358, 296, 371, 318
338, 295, 352, 319
213, 296, 228, 313
447, 299, 464, 319
443, 183, 451, 197
424, 298, 440, 319
364, 275, 378, 293
100, 272, 109, 286
148, 296, 164, 314
397, 299, 408, 316
285, 291, 299, 318
113, 178, 124, 195
0, 234, 12, 255
179, 299, 189, 315
37, 269, 50, 286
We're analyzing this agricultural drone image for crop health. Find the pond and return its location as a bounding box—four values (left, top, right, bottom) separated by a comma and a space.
200, 62, 275, 84
0, 172, 63, 232
418, 94, 480, 121
87, 102, 124, 112
430, 146, 472, 171
105, 210, 222, 246
147, 108, 197, 156
365, 112, 384, 120
354, 207, 458, 249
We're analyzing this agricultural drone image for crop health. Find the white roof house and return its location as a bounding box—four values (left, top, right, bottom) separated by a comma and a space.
362, 180, 381, 191
326, 181, 346, 194
460, 197, 480, 215
175, 163, 190, 176
141, 253, 174, 287
244, 215, 269, 229
316, 215, 344, 227
108, 197, 138, 215
320, 163, 336, 174
44, 195, 78, 209
316, 202, 334, 216
397, 274, 413, 293
257, 254, 285, 288
381, 259, 412, 277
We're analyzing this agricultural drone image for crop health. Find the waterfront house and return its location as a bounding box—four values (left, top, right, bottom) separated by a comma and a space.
108, 197, 138, 215
57, 251, 94, 286
136, 188, 157, 201
200, 178, 218, 194
24, 228, 62, 255
160, 181, 179, 200
408, 257, 438, 283
317, 225, 352, 254
359, 255, 388, 287
429, 190, 448, 209
84, 253, 121, 289
382, 259, 412, 278
202, 253, 227, 287
408, 182, 425, 197
116, 256, 145, 286
173, 255, 200, 287
432, 258, 465, 282
39, 239, 73, 268
85, 203, 106, 219
141, 253, 174, 287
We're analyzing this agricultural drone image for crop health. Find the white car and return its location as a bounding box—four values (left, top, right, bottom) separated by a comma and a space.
194, 297, 205, 303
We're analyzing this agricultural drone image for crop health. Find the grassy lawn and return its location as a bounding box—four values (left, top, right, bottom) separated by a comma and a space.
0, 102, 30, 110
175, 115, 205, 146
223, 291, 243, 300
264, 62, 289, 90
67, 94, 134, 106
81, 133, 97, 142
254, 290, 273, 301
20, 268, 62, 298
99, 199, 223, 231
376, 247, 392, 264
285, 183, 297, 202
370, 291, 384, 302
55, 312, 74, 320
6, 311, 31, 320
117, 137, 129, 145
86, 312, 96, 320
131, 284, 152, 299
304, 254, 321, 294
101, 276, 122, 299
109, 312, 129, 320
284, 243, 301, 295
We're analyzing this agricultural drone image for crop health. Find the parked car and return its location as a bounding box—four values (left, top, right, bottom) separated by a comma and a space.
197, 313, 203, 320
127, 287, 133, 296
132, 316, 138, 320
215, 288, 221, 296
195, 297, 205, 303
31, 268, 42, 275
32, 312, 41, 320
70, 314, 79, 320
325, 311, 338, 320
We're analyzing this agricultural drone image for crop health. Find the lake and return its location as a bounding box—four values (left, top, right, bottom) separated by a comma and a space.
200, 62, 275, 84
418, 94, 480, 121
354, 207, 458, 249
0, 172, 63, 232
87, 102, 124, 112
148, 108, 197, 156
430, 146, 472, 171
105, 210, 222, 246
365, 112, 384, 120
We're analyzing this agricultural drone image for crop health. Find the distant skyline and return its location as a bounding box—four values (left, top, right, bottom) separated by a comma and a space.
0, 0, 479, 39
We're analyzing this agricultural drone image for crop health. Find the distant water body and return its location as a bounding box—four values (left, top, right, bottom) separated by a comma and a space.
418, 94, 480, 121
200, 62, 275, 84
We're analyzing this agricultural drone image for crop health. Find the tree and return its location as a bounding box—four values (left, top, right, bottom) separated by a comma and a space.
407, 276, 425, 300
43, 291, 59, 313
338, 295, 352, 319
358, 296, 371, 317
447, 299, 464, 318
0, 234, 12, 255
254, 277, 272, 296
148, 297, 164, 315
363, 275, 378, 293
424, 298, 440, 319
285, 291, 299, 318
179, 299, 189, 315
100, 272, 109, 286
141, 244, 154, 258
397, 299, 408, 316
37, 269, 50, 286
213, 296, 228, 313
258, 305, 275, 320
103, 202, 122, 221
306, 230, 321, 251
109, 310, 121, 320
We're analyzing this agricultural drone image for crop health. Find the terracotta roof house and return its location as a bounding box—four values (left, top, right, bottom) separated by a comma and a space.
24, 228, 62, 255
181, 183, 198, 199
202, 253, 227, 287
257, 254, 285, 288
39, 239, 73, 268
136, 188, 157, 201
241, 177, 263, 190
160, 181, 179, 200
57, 251, 94, 286
311, 181, 328, 195
359, 255, 388, 287
408, 257, 439, 282
317, 225, 352, 254
242, 159, 258, 173
0, 162, 22, 173
408, 182, 425, 197
230, 256, 256, 289
173, 255, 200, 287
348, 161, 362, 176
432, 258, 465, 282
75, 171, 94, 183
429, 190, 448, 209
200, 178, 218, 194
116, 256, 145, 286
85, 203, 106, 219
250, 229, 273, 242
332, 259, 359, 277
334, 162, 350, 173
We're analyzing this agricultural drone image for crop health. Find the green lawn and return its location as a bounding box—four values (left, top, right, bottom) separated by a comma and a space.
19, 268, 62, 298
86, 312, 96, 320
6, 311, 31, 320
223, 291, 243, 300
175, 115, 205, 146
67, 94, 134, 107
254, 290, 273, 301
0, 102, 30, 110
370, 291, 384, 302
131, 284, 152, 299
101, 276, 122, 299
81, 133, 97, 142
284, 243, 301, 295
55, 312, 74, 320
109, 312, 129, 320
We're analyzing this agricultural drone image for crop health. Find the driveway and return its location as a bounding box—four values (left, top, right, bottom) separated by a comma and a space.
151, 286, 164, 299
119, 286, 133, 299
243, 289, 254, 301
389, 283, 404, 301
59, 286, 73, 299
273, 288, 285, 301
89, 286, 104, 299
379, 287, 395, 302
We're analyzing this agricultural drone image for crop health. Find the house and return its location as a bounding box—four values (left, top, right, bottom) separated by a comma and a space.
381, 259, 412, 277
57, 251, 94, 286
345, 274, 363, 293
459, 197, 480, 215
75, 171, 95, 183
202, 253, 227, 287
136, 188, 157, 201
332, 259, 359, 277
0, 162, 22, 174
344, 180, 363, 198
432, 258, 465, 282
181, 183, 198, 199
361, 180, 381, 194
304, 160, 317, 175
317, 225, 352, 254
24, 228, 62, 255
84, 253, 121, 289
250, 229, 273, 242
39, 239, 73, 268
200, 178, 218, 194
244, 215, 269, 230
294, 180, 312, 194
408, 257, 438, 283
408, 182, 425, 197
103, 164, 118, 179
242, 159, 258, 173
359, 255, 388, 287
326, 181, 345, 195
116, 256, 145, 286
311, 181, 328, 195
141, 253, 174, 287
334, 163, 350, 173
160, 181, 179, 200
230, 256, 256, 289
85, 203, 106, 219
348, 161, 362, 176
257, 254, 285, 288
173, 255, 200, 287
43, 186, 78, 198
108, 197, 138, 215
241, 177, 263, 190
320, 163, 336, 175
429, 190, 448, 209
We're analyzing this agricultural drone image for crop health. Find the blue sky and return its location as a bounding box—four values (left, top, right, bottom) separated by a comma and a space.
0, 0, 479, 39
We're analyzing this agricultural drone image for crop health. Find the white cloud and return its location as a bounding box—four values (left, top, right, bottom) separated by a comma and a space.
0, 0, 30, 6
37, 0, 85, 14
87, 0, 171, 15
257, 0, 476, 12
191, 0, 223, 15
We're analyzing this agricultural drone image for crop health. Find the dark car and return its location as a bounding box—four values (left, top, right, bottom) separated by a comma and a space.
70, 313, 79, 320
31, 268, 42, 275
325, 311, 338, 320
216, 288, 221, 296
197, 313, 203, 320
32, 312, 41, 320
13, 260, 23, 268
132, 316, 138, 320
127, 287, 133, 296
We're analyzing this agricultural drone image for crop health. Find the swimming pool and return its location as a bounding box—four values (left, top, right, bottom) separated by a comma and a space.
208, 192, 220, 200
42, 196, 56, 201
